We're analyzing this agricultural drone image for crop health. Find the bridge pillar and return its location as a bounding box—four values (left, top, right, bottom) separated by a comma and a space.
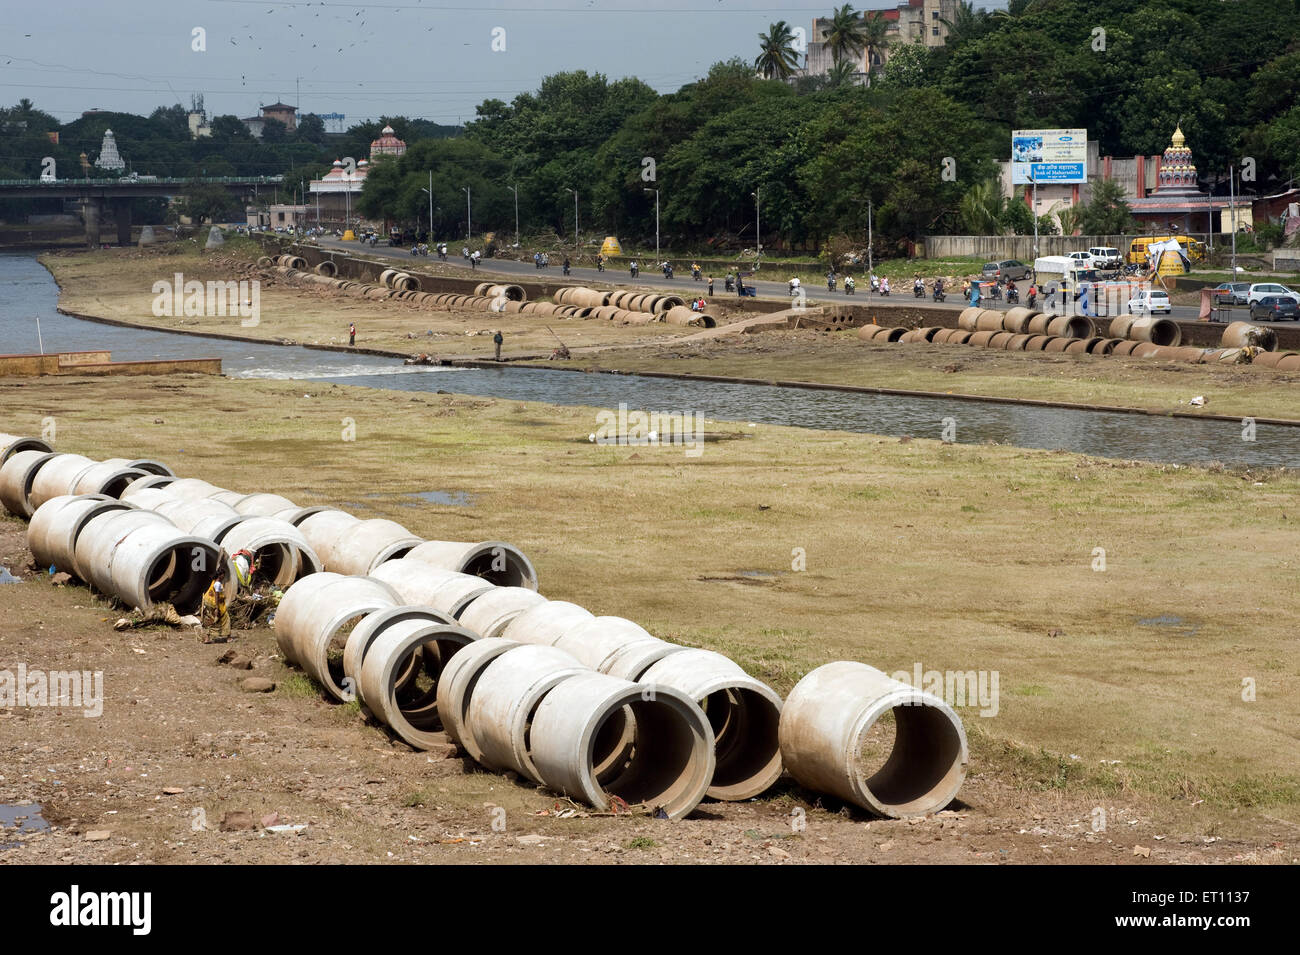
110, 197, 132, 246
82, 197, 103, 246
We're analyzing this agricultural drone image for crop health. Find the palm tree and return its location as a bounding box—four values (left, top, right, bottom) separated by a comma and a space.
821, 4, 868, 65
940, 0, 989, 45
755, 21, 801, 81
860, 10, 890, 76
1054, 202, 1083, 237
823, 59, 860, 90
959, 179, 1004, 235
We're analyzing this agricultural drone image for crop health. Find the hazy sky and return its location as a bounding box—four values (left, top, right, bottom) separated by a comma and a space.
1, 0, 1004, 127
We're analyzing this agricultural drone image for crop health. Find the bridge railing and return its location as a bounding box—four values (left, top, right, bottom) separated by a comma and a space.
0, 176, 284, 186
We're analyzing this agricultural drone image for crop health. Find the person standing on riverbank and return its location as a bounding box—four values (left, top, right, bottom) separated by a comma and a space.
493, 329, 503, 361
348, 322, 356, 346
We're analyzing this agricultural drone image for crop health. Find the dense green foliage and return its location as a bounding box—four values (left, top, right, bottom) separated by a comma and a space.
2, 0, 1298, 247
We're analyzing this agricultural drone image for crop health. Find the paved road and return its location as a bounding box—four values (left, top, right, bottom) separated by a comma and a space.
309, 237, 1282, 325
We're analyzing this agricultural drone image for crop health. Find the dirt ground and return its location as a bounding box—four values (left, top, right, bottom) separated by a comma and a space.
2, 373, 1297, 865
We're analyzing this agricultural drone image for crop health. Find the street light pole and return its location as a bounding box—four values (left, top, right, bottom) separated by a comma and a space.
1229, 164, 1236, 276
1030, 169, 1039, 260
427, 170, 433, 240
463, 186, 471, 243
867, 198, 873, 283
568, 188, 579, 247
644, 188, 659, 260
751, 188, 761, 271
507, 184, 519, 246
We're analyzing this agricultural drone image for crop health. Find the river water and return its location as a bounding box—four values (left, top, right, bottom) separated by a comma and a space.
2, 253, 1295, 468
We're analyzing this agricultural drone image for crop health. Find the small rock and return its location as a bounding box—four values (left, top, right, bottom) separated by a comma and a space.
153, 418, 165, 424
51, 572, 72, 586
240, 677, 275, 693
161, 787, 184, 796
219, 811, 255, 831
1133, 845, 1151, 858
768, 845, 790, 859
515, 834, 546, 845
227, 654, 255, 670
1048, 628, 1064, 638
260, 812, 280, 829
178, 615, 202, 630
84, 830, 112, 842
113, 618, 131, 631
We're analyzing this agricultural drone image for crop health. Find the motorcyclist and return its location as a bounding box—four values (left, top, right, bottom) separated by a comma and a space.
691, 262, 702, 281
596, 254, 605, 272
789, 276, 801, 295
725, 272, 735, 292
827, 271, 837, 291
880, 277, 890, 296
913, 277, 924, 298
845, 276, 856, 295
630, 259, 639, 278
1006, 279, 1019, 304
563, 256, 571, 276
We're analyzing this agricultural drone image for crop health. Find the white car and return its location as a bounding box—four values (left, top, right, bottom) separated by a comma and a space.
1246, 283, 1299, 306
1127, 289, 1172, 314
1068, 250, 1095, 268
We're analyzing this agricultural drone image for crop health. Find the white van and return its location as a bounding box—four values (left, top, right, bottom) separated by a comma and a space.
1033, 255, 1098, 288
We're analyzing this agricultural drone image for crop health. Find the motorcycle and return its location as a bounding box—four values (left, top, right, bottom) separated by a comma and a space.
788, 280, 801, 295
692, 266, 702, 282
880, 282, 890, 296
664, 265, 674, 279
597, 260, 605, 273
827, 275, 837, 292
913, 281, 925, 299
932, 282, 946, 303
1006, 286, 1019, 304
845, 279, 856, 296
563, 264, 571, 276
630, 264, 639, 278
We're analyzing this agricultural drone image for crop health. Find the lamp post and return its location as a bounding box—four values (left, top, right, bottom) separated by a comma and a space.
867, 198, 873, 286
422, 170, 433, 242
1030, 167, 1039, 260
751, 188, 761, 271
463, 186, 471, 243
507, 184, 520, 247
1229, 164, 1236, 276
643, 188, 659, 260
567, 188, 579, 247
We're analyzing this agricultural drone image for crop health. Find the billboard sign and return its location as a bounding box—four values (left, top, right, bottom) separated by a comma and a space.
1012, 129, 1087, 184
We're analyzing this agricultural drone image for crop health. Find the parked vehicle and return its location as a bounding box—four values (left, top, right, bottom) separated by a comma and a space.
1249, 295, 1300, 321
1128, 235, 1206, 265
1246, 282, 1300, 306
981, 259, 1032, 284
1208, 282, 1250, 305
1088, 247, 1123, 270
1127, 289, 1173, 314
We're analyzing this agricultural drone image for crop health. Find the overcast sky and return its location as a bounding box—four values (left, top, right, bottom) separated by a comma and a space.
2, 0, 1005, 128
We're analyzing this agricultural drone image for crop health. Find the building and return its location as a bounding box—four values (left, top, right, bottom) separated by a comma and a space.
247, 203, 308, 230
307, 159, 370, 227
187, 110, 212, 139
260, 102, 297, 132
802, 0, 958, 80
369, 125, 406, 160
94, 129, 125, 172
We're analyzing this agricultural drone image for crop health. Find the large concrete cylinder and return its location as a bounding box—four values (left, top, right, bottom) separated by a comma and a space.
403, 539, 538, 589
778, 661, 969, 818
122, 474, 175, 495
0, 433, 52, 466
297, 508, 363, 570
70, 462, 147, 498
465, 644, 589, 783
500, 600, 594, 646
26, 494, 122, 574
28, 453, 97, 511
234, 493, 298, 517
434, 637, 521, 763
551, 616, 681, 679
639, 648, 783, 801
107, 523, 231, 616
162, 478, 227, 501
154, 497, 242, 541
275, 573, 402, 699
219, 516, 322, 586
457, 586, 547, 637
99, 457, 175, 477
368, 559, 495, 615
350, 606, 475, 749
327, 518, 422, 575
0, 450, 55, 517
73, 507, 171, 591
1220, 321, 1277, 351
1126, 315, 1181, 347
121, 487, 177, 511
529, 670, 716, 821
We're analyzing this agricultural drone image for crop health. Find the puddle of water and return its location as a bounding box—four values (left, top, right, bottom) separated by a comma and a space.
0, 566, 21, 584
1137, 615, 1201, 636
0, 802, 49, 849
409, 490, 474, 506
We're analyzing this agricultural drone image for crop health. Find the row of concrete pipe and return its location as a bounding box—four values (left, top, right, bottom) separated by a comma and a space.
1, 430, 969, 821
862, 309, 1291, 365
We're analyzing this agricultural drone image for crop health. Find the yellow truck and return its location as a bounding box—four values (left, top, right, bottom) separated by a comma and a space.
1128, 235, 1206, 265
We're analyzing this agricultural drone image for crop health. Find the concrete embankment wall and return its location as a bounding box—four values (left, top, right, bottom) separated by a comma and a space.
0, 353, 220, 378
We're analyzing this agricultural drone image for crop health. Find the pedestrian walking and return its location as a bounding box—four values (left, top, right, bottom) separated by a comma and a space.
493, 329, 503, 361
349, 322, 356, 346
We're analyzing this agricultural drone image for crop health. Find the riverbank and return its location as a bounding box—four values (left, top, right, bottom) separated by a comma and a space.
2, 373, 1298, 863
40, 243, 1300, 423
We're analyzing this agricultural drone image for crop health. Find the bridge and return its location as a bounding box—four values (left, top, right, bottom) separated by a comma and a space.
0, 177, 284, 245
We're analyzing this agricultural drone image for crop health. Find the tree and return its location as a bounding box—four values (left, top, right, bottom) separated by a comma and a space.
210, 115, 253, 142
260, 117, 288, 144
821, 5, 867, 65
295, 113, 327, 145
940, 0, 989, 46
755, 21, 801, 80
823, 59, 860, 90
860, 11, 890, 76
878, 41, 930, 89
1077, 178, 1133, 235
1054, 203, 1082, 237
175, 182, 237, 225
959, 178, 1004, 234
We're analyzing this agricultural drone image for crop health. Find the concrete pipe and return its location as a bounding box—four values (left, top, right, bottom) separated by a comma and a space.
1063, 338, 1095, 355
947, 330, 974, 346
73, 507, 172, 593
1126, 316, 1181, 347
277, 573, 402, 699
1111, 340, 1140, 356
1043, 337, 1073, 353
1045, 315, 1094, 339
987, 332, 1014, 349
529, 670, 715, 821
1001, 307, 1035, 334
70, 463, 147, 499
327, 518, 422, 575
122, 474, 175, 495
314, 261, 337, 277
435, 637, 521, 761
500, 600, 595, 647
1025, 312, 1052, 335
1130, 342, 1161, 358
99, 457, 175, 477
219, 516, 322, 585
474, 282, 491, 296
656, 295, 686, 312
1003, 334, 1032, 351
1089, 338, 1120, 355
208, 490, 247, 509
483, 284, 525, 302
857, 325, 882, 341
551, 616, 682, 680
162, 478, 226, 501
875, 327, 906, 343
639, 648, 783, 801
369, 559, 495, 615
28, 453, 98, 511
1252, 350, 1293, 369
297, 508, 364, 570
898, 329, 924, 344
974, 309, 1004, 332
107, 523, 232, 616
379, 268, 399, 288
0, 433, 52, 465
966, 331, 998, 348
458, 586, 548, 637
120, 486, 177, 511
1023, 335, 1051, 351
778, 661, 969, 818
395, 273, 421, 292
1276, 354, 1300, 371
153, 495, 240, 534
350, 607, 475, 749
402, 539, 538, 589
929, 329, 954, 344
233, 493, 298, 517
27, 494, 122, 574
1220, 321, 1277, 351
0, 450, 55, 517
1107, 314, 1136, 339
466, 644, 590, 783
956, 308, 982, 332
273, 572, 343, 663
